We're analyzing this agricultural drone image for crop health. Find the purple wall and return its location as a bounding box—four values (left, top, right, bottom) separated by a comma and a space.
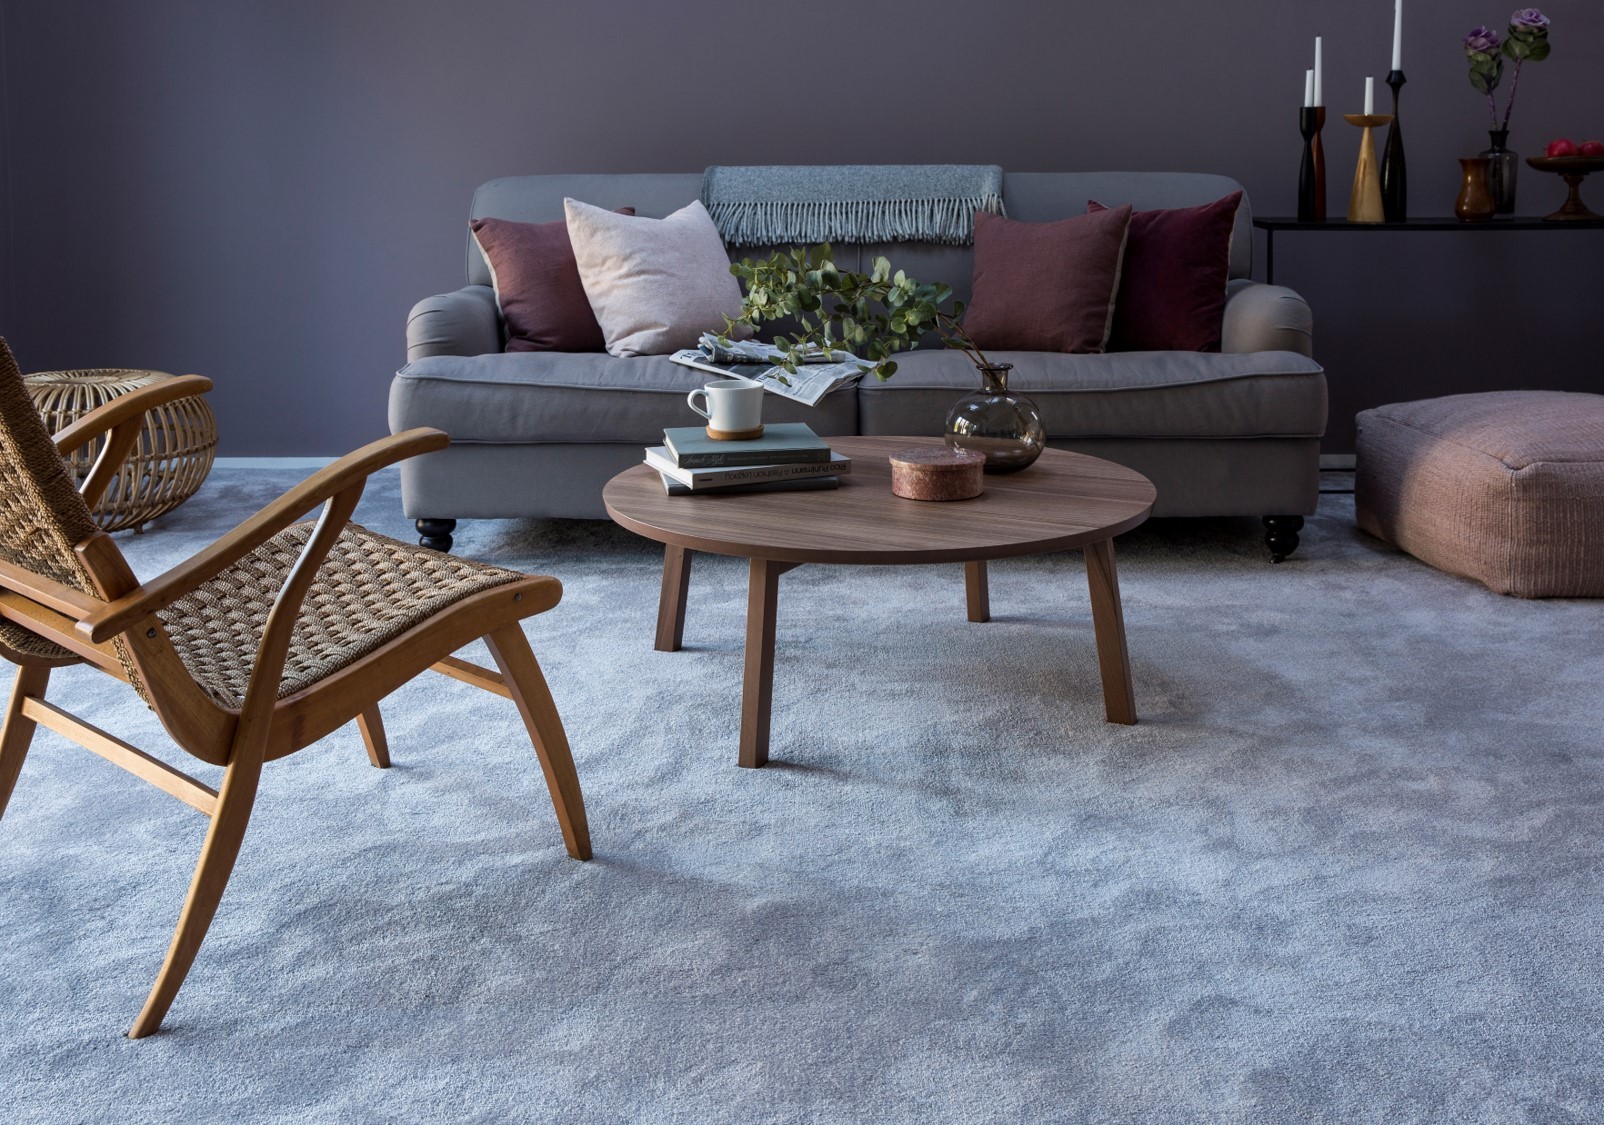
2, 0, 1600, 455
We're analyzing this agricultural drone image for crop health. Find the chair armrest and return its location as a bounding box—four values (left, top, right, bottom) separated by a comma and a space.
51, 375, 215, 458
1221, 279, 1314, 357
406, 285, 502, 361
77, 428, 450, 644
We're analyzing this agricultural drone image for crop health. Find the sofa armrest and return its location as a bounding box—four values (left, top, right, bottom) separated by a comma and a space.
406, 285, 502, 361
1221, 279, 1313, 358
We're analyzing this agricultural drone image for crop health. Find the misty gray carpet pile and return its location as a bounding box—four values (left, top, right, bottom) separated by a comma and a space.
2, 467, 1601, 1123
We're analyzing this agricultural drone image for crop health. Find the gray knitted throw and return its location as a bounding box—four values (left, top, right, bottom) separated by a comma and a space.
701, 164, 1005, 247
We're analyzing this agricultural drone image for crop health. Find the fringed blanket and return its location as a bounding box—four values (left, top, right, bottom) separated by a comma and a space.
701, 164, 1005, 247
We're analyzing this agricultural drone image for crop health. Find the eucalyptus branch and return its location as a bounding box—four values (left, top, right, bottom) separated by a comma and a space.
722, 244, 987, 383
935, 312, 996, 373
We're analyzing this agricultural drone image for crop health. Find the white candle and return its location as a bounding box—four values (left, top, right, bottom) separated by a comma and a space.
1314, 36, 1323, 106
1364, 76, 1374, 115
1392, 0, 1403, 71
1304, 68, 1314, 108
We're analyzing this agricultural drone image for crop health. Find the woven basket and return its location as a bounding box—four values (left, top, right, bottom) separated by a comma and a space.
25, 369, 217, 532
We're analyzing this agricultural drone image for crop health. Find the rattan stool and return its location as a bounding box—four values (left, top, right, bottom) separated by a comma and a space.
25, 369, 217, 532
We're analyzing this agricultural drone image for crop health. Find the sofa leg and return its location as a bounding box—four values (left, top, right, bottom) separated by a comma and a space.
1263, 515, 1304, 563
417, 518, 456, 553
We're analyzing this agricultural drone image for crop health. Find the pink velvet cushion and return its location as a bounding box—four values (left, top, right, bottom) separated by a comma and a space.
1089, 191, 1241, 352
471, 209, 634, 352
962, 206, 1133, 354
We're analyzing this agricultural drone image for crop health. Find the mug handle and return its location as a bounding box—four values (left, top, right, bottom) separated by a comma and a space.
686, 388, 711, 421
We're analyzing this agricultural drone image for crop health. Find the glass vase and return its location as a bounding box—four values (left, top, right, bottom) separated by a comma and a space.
943, 363, 1045, 474
1480, 129, 1517, 214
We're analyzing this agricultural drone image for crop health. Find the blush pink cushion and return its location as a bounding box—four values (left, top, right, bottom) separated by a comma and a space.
565, 198, 746, 358
962, 206, 1133, 354
471, 209, 634, 353
1089, 191, 1241, 352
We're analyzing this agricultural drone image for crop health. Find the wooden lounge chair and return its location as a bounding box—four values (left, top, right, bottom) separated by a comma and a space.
0, 338, 589, 1038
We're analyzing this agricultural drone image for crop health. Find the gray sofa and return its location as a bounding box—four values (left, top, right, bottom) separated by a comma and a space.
392, 170, 1326, 558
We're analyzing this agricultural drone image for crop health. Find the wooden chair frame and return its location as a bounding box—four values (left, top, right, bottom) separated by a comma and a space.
0, 377, 589, 1038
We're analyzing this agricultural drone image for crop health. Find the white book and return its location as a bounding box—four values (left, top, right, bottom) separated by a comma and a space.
645, 446, 851, 489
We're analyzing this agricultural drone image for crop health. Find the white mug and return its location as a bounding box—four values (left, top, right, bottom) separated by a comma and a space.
687, 379, 764, 432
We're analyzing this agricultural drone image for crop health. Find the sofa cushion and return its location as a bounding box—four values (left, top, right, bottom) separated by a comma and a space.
963, 206, 1132, 354
855, 348, 1326, 440
391, 353, 858, 445
1090, 191, 1241, 352
565, 198, 747, 358
471, 211, 632, 353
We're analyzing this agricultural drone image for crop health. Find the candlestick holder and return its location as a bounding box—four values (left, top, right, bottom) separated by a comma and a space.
1382, 70, 1407, 221
1297, 107, 1328, 221
1343, 113, 1392, 224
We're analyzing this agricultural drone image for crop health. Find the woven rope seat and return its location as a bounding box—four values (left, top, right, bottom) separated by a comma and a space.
159, 522, 524, 708
25, 369, 217, 532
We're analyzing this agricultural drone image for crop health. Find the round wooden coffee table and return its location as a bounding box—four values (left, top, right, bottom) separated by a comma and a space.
603, 436, 1156, 768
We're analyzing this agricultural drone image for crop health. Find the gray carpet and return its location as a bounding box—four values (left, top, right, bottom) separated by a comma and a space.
2, 466, 1601, 1123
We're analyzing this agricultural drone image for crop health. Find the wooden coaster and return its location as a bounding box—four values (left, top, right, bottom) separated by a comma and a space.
706, 424, 765, 441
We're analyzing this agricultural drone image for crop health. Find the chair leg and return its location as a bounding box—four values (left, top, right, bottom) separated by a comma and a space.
128, 753, 265, 1039
0, 665, 51, 821
356, 706, 390, 768
483, 625, 591, 861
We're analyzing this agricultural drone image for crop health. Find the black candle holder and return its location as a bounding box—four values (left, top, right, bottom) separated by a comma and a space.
1382, 70, 1407, 221
1299, 107, 1327, 221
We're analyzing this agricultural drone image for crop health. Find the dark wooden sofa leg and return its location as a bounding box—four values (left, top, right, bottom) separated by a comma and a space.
1263, 515, 1304, 563
416, 518, 456, 553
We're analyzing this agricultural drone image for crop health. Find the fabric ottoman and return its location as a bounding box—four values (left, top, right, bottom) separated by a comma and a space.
1355, 391, 1604, 597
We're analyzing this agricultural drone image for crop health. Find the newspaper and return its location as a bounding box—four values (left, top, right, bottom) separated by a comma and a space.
669, 334, 867, 407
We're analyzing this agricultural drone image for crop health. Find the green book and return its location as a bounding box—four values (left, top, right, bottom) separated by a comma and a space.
662, 422, 831, 468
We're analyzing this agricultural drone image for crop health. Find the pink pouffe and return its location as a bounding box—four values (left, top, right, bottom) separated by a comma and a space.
1356, 391, 1604, 597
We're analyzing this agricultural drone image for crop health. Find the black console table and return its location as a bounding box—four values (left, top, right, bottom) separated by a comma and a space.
1254, 216, 1604, 285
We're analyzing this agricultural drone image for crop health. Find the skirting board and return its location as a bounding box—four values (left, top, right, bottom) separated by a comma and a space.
214, 457, 337, 469
1320, 454, 1356, 470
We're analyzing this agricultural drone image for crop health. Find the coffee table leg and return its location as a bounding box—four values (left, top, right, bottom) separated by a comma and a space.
1084, 538, 1137, 725
964, 560, 990, 623
655, 545, 693, 652
740, 558, 799, 768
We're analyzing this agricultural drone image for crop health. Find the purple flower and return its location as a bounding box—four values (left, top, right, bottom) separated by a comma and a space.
1509, 8, 1549, 32
1464, 26, 1502, 54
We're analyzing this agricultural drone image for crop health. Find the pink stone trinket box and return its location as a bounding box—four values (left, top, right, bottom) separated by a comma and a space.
888, 446, 985, 501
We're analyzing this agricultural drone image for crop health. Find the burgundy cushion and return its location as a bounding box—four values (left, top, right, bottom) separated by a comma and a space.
962, 206, 1133, 354
1089, 191, 1241, 352
470, 209, 634, 352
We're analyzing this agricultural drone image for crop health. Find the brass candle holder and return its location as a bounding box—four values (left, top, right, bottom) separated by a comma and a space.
1344, 113, 1393, 224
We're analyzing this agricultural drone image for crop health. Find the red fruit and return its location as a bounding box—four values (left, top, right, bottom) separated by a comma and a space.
1546, 138, 1578, 157
1579, 140, 1604, 157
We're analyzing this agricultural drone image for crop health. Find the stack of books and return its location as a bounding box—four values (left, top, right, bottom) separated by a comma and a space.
645, 422, 850, 496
